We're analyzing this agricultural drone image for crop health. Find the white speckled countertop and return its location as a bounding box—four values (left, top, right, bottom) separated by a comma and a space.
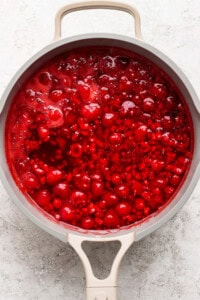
1, 1, 200, 299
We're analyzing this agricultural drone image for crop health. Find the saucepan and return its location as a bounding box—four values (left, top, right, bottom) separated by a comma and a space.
0, 1, 200, 299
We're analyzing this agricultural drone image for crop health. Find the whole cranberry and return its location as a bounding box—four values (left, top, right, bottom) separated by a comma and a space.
69, 143, 83, 158
46, 169, 63, 185
115, 202, 132, 216
134, 125, 147, 142
92, 181, 104, 196
104, 210, 120, 228
70, 191, 87, 206
131, 180, 142, 195
102, 192, 118, 207
60, 204, 75, 221
74, 173, 91, 191
135, 198, 145, 211
81, 103, 101, 120
53, 198, 62, 209
53, 183, 69, 198
81, 217, 94, 229
35, 189, 51, 208
22, 172, 38, 189
115, 185, 129, 198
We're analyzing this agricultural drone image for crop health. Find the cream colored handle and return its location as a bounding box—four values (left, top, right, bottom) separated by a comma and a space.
54, 1, 142, 41
67, 232, 135, 300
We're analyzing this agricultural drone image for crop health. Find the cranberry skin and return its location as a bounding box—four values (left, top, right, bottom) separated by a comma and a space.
81, 217, 94, 229
23, 173, 38, 189
60, 204, 75, 221
134, 125, 148, 142
151, 160, 165, 172
111, 174, 121, 185
70, 191, 87, 205
50, 89, 63, 101
116, 185, 129, 198
53, 183, 69, 198
104, 211, 120, 228
74, 174, 91, 191
92, 181, 104, 196
53, 198, 62, 209
35, 190, 51, 208
81, 103, 101, 120
142, 97, 155, 112
115, 202, 132, 216
131, 180, 142, 195
135, 198, 145, 211
171, 175, 181, 186
46, 169, 63, 185
102, 192, 118, 207
69, 143, 83, 158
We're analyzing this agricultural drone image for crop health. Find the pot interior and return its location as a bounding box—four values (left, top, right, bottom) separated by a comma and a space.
0, 35, 200, 240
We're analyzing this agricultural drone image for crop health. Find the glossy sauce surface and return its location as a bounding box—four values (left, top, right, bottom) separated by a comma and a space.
5, 46, 193, 230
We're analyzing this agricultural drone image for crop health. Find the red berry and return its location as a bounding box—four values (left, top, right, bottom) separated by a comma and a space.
81, 103, 101, 120
81, 217, 94, 229
135, 198, 145, 211
92, 181, 104, 196
46, 169, 63, 185
53, 198, 62, 209
60, 204, 75, 221
35, 189, 51, 207
115, 185, 129, 198
104, 211, 120, 228
23, 172, 38, 189
53, 183, 69, 198
102, 192, 118, 207
115, 202, 131, 216
134, 125, 147, 142
74, 173, 91, 191
70, 191, 87, 206
131, 180, 142, 195
69, 143, 83, 158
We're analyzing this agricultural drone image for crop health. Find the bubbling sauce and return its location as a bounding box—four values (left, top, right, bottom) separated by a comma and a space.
5, 46, 193, 230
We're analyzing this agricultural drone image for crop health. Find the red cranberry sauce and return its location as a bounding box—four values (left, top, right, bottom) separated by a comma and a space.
5, 46, 193, 230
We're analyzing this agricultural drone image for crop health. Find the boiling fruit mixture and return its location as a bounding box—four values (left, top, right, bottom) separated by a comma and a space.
5, 46, 193, 230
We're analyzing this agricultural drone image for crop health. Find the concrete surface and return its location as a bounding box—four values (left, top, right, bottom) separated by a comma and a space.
0, 0, 200, 299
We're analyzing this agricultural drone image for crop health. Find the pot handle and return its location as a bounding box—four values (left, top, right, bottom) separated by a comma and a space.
54, 1, 142, 41
67, 231, 135, 300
